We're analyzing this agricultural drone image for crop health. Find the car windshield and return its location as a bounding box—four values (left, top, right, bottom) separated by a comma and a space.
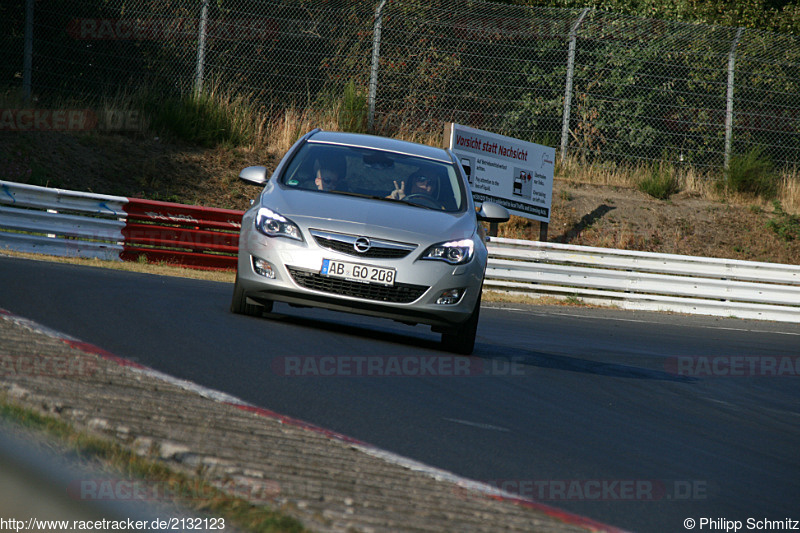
280, 142, 466, 212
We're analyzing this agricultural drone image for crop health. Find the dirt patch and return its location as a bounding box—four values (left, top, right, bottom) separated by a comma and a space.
2, 130, 798, 265
505, 181, 800, 265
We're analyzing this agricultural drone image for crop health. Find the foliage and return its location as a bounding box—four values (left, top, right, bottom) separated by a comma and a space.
338, 80, 368, 133
767, 200, 800, 241
725, 146, 778, 198
0, 398, 308, 533
638, 162, 681, 199
141, 86, 258, 148
538, 0, 800, 35
361, 0, 469, 131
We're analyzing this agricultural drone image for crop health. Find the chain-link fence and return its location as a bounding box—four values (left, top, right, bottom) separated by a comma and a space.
4, 0, 800, 173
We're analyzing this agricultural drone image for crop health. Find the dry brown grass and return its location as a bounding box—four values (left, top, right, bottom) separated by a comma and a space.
257, 105, 800, 215
779, 169, 800, 214
0, 250, 235, 283
263, 106, 340, 154
260, 105, 448, 157
556, 154, 800, 214
556, 157, 641, 189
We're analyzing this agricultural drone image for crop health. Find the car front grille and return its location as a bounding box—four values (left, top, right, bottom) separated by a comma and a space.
310, 229, 417, 259
287, 267, 428, 304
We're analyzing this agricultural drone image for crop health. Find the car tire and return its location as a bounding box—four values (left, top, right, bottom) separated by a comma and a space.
441, 291, 481, 355
230, 274, 272, 316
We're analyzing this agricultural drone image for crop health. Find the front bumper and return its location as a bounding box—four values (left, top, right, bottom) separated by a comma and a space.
236, 224, 485, 328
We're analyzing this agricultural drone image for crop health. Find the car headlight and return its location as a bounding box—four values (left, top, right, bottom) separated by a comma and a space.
255, 207, 303, 241
421, 239, 474, 265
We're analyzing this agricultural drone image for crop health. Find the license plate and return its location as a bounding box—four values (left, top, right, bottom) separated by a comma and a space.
321, 259, 396, 286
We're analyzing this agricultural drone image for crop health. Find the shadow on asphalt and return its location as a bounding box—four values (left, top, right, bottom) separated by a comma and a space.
241, 304, 695, 383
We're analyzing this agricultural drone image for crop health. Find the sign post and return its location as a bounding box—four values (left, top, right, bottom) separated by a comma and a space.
447, 123, 555, 240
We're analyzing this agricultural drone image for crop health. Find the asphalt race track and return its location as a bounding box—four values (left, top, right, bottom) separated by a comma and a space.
1, 255, 798, 533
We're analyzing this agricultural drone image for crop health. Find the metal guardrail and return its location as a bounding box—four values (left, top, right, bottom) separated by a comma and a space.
486, 237, 800, 323
2, 181, 799, 322
0, 180, 241, 270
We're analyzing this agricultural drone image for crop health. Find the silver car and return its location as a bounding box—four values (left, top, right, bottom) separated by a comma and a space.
231, 129, 509, 354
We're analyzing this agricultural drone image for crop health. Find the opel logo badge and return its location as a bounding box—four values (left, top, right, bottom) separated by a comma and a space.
354, 237, 371, 253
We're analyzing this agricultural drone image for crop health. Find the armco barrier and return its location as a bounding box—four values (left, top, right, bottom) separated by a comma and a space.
2, 180, 799, 322
486, 237, 800, 323
120, 198, 241, 269
0, 180, 242, 270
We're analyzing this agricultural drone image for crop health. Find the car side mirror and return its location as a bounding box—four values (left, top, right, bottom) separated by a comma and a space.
239, 166, 269, 186
477, 201, 510, 223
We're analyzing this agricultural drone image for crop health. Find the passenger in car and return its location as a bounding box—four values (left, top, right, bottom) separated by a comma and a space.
409, 172, 438, 197
387, 171, 439, 201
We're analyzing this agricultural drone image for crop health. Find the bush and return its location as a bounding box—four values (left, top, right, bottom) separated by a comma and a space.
767, 201, 800, 241
141, 86, 258, 148
725, 147, 778, 199
338, 80, 368, 133
638, 163, 681, 199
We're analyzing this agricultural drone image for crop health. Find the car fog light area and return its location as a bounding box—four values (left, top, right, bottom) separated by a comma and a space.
252, 256, 276, 279
436, 288, 465, 305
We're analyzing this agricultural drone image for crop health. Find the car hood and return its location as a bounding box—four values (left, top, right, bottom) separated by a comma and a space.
263, 188, 476, 243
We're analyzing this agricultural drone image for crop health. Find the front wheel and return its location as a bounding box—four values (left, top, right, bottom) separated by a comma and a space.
441, 292, 481, 355
230, 274, 272, 316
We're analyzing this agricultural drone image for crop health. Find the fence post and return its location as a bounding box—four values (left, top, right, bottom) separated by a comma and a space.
724, 28, 744, 178
23, 0, 34, 103
367, 0, 389, 132
560, 8, 590, 163
194, 0, 210, 96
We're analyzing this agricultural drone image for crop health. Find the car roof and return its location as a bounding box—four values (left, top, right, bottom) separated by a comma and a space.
307, 130, 453, 164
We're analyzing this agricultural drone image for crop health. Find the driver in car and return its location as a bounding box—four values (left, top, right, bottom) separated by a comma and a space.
315, 166, 343, 191
387, 171, 439, 202
314, 156, 347, 191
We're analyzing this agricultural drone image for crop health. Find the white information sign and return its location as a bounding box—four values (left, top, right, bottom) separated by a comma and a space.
448, 123, 555, 223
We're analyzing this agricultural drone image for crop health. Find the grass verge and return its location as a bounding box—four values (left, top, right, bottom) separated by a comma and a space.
3, 83, 798, 215
0, 395, 308, 532
0, 251, 235, 283
768, 201, 800, 241
724, 147, 778, 199
637, 162, 681, 200
140, 83, 269, 149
